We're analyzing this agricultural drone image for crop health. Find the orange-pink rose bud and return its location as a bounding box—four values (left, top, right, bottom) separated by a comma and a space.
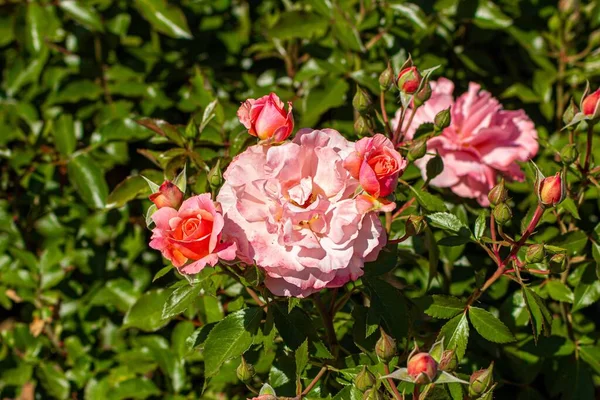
397, 66, 421, 94
237, 93, 294, 141
407, 352, 438, 384
582, 89, 600, 118
537, 172, 565, 207
149, 181, 183, 209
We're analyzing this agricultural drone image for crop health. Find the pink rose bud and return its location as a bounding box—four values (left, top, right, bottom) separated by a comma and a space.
538, 172, 566, 207
407, 352, 438, 384
582, 89, 600, 118
397, 66, 421, 94
344, 134, 407, 198
149, 181, 183, 209
237, 93, 294, 142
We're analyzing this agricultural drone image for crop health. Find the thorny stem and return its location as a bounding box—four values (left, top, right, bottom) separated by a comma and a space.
468, 204, 544, 306
399, 106, 418, 144
392, 197, 416, 220
314, 295, 338, 357
384, 363, 403, 400
300, 366, 327, 396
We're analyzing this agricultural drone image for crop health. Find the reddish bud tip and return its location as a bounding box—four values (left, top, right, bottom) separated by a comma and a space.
538, 172, 566, 207
397, 66, 421, 94
582, 89, 600, 118
407, 352, 438, 384
149, 181, 184, 209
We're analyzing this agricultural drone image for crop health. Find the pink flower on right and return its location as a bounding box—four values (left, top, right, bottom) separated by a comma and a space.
397, 78, 539, 206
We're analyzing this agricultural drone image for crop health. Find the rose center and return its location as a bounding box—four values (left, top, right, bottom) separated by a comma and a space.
368, 155, 397, 178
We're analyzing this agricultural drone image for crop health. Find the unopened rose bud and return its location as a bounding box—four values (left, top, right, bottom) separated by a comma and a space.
560, 143, 578, 165
469, 362, 494, 397
397, 66, 421, 94
562, 99, 579, 126
488, 179, 508, 206
407, 352, 438, 384
375, 330, 396, 363
362, 388, 385, 400
413, 82, 432, 108
355, 366, 376, 392
237, 93, 294, 141
379, 63, 395, 92
208, 159, 223, 189
582, 89, 600, 119
537, 172, 566, 207
549, 253, 567, 273
236, 357, 255, 383
525, 244, 545, 264
354, 115, 370, 137
149, 180, 184, 209
405, 215, 426, 236
492, 203, 512, 226
438, 349, 458, 372
353, 86, 372, 114
408, 137, 428, 161
434, 108, 451, 131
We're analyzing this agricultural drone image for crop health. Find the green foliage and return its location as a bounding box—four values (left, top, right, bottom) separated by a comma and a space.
2, 0, 600, 399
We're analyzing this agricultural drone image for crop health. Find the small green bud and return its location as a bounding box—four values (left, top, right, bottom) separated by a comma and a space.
355, 366, 377, 392
353, 86, 372, 114
562, 98, 579, 126
236, 357, 255, 383
208, 159, 223, 189
354, 115, 370, 137
375, 330, 396, 363
525, 244, 545, 264
405, 215, 426, 236
469, 362, 494, 397
379, 63, 395, 92
413, 82, 432, 108
488, 179, 508, 206
560, 143, 578, 165
408, 137, 428, 161
362, 388, 385, 400
438, 349, 458, 372
492, 203, 512, 226
549, 253, 567, 273
434, 107, 451, 131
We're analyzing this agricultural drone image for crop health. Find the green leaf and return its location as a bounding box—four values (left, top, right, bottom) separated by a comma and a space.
268, 11, 328, 40
203, 308, 263, 377
390, 3, 427, 30
522, 286, 551, 341
425, 295, 465, 319
106, 176, 148, 209
52, 114, 77, 157
134, 0, 192, 39
473, 0, 512, 30
436, 313, 469, 360
153, 266, 173, 282
162, 283, 203, 320
123, 289, 171, 332
580, 345, 600, 375
468, 307, 515, 343
37, 364, 70, 400
364, 243, 398, 276
302, 79, 350, 128
551, 230, 587, 257
573, 262, 600, 312
433, 371, 469, 384
546, 280, 574, 303
295, 339, 309, 376
410, 187, 447, 213
99, 118, 154, 143
559, 198, 580, 220
59, 1, 104, 32
26, 3, 47, 54
427, 212, 471, 236
272, 303, 314, 350
67, 154, 108, 209
363, 276, 409, 340
474, 212, 486, 240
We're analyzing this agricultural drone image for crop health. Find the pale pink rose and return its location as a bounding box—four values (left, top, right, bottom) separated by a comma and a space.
149, 180, 183, 209
237, 93, 294, 141
344, 134, 407, 198
394, 78, 538, 206
149, 194, 236, 274
217, 129, 386, 298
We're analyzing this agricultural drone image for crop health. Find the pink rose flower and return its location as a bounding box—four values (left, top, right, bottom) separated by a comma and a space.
217, 129, 386, 297
344, 134, 407, 198
149, 194, 236, 274
395, 78, 538, 206
237, 93, 294, 141
149, 180, 183, 209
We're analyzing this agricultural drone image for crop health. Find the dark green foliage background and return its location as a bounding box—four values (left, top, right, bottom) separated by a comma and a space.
1, 0, 600, 399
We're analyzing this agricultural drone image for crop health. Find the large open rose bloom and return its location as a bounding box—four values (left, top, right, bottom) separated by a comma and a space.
395, 78, 538, 206
217, 129, 386, 297
150, 194, 237, 274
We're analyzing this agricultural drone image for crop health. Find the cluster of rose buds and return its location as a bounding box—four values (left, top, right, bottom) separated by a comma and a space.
488, 179, 512, 225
